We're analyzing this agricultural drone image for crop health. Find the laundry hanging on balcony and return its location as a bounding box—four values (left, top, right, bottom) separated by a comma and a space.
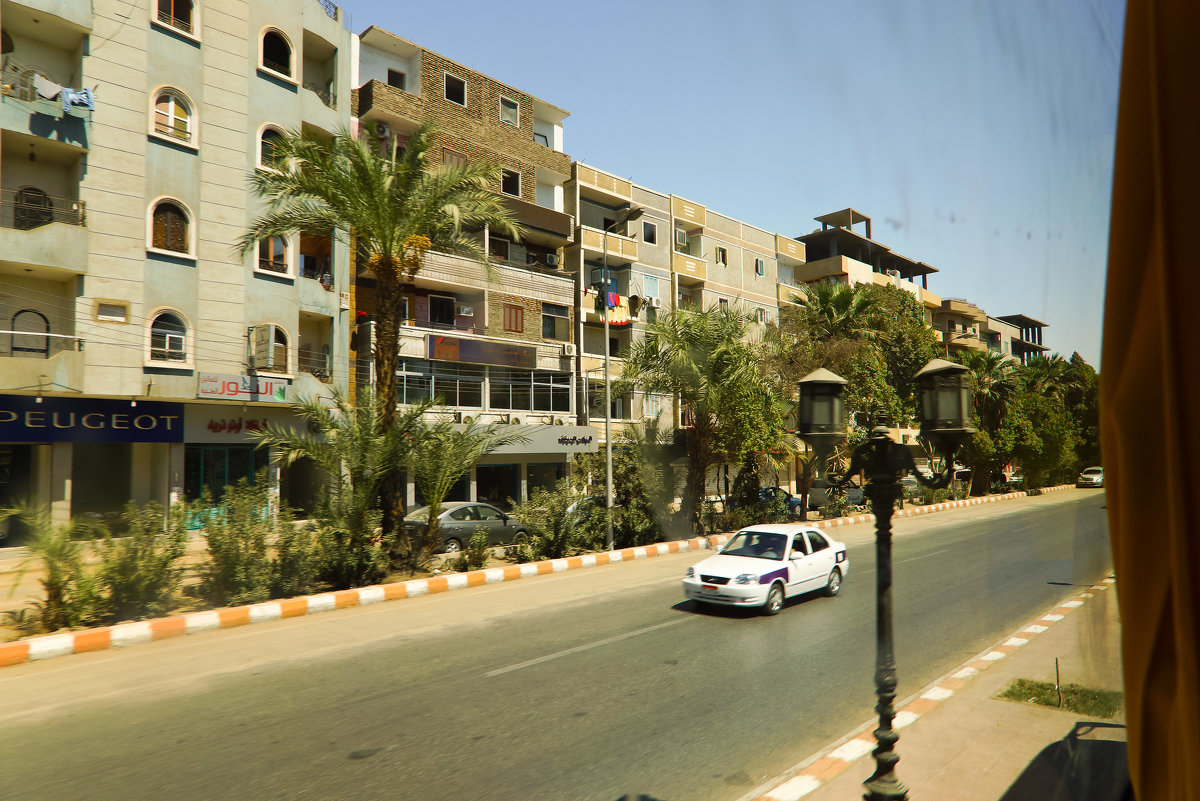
60, 87, 94, 113
33, 73, 61, 100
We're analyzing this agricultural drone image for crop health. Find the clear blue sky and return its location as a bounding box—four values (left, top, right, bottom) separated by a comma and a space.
340, 0, 1123, 367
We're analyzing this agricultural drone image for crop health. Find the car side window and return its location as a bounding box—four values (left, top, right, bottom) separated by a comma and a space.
808, 531, 829, 552
476, 506, 502, 520
791, 535, 808, 556
449, 507, 472, 521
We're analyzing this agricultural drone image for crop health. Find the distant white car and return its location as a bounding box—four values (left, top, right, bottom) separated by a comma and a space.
682, 524, 849, 615
1076, 466, 1104, 488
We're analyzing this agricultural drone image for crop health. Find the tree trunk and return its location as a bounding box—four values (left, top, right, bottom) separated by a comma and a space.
370, 256, 404, 542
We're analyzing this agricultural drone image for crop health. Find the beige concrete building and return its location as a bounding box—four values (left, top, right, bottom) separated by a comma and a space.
0, 0, 354, 527
351, 27, 596, 509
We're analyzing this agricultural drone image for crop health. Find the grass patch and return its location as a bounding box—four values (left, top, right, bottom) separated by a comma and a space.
998, 678, 1123, 718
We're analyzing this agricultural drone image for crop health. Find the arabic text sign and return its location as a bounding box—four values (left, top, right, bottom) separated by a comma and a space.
197, 373, 291, 403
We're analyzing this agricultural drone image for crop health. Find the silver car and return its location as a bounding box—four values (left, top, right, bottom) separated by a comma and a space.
403, 502, 529, 553
1076, 466, 1104, 488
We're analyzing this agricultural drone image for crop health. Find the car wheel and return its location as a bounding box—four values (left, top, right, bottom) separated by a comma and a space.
763, 583, 785, 616
444, 538, 463, 554
825, 568, 842, 597
512, 529, 527, 540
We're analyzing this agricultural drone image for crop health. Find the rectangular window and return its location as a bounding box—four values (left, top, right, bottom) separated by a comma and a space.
715, 246, 728, 266
490, 368, 532, 411
642, 221, 657, 244
429, 295, 456, 326
532, 371, 571, 412
644, 394, 662, 418
444, 73, 466, 105
718, 298, 728, 310
397, 359, 431, 405
443, 148, 467, 169
504, 304, 524, 333
489, 236, 511, 262
643, 275, 659, 299
387, 69, 406, 90
542, 303, 569, 340
755, 257, 766, 276
499, 96, 519, 126
501, 169, 521, 197
431, 361, 484, 407
96, 303, 128, 323
533, 132, 550, 147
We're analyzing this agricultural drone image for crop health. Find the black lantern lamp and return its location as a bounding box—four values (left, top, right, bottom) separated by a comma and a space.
795, 358, 977, 801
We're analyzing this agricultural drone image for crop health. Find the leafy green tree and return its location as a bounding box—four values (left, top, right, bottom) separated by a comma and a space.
953, 349, 1018, 494
250, 389, 429, 588
800, 281, 885, 343
1064, 352, 1101, 468
622, 304, 784, 535
238, 124, 524, 533
864, 284, 941, 422
1005, 388, 1078, 487
405, 421, 527, 568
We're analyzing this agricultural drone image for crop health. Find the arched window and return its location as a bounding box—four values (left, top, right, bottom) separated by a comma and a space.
261, 30, 292, 77
156, 0, 194, 34
14, 187, 53, 230
151, 201, 190, 254
260, 127, 285, 169
272, 326, 289, 372
149, 311, 187, 362
11, 310, 50, 358
257, 236, 288, 274
154, 90, 192, 141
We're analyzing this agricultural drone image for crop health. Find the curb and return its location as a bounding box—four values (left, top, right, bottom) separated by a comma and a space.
0, 485, 1076, 670
746, 574, 1115, 801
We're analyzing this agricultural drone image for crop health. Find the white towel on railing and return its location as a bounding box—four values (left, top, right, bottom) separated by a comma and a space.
33, 73, 61, 100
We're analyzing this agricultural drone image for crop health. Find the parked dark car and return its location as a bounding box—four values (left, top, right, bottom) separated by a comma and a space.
403, 501, 529, 553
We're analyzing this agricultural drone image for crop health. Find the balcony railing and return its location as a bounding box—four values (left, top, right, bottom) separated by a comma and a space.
402, 317, 485, 335
299, 349, 331, 382
302, 81, 337, 109
316, 0, 339, 20
156, 8, 193, 34
0, 329, 83, 359
1, 60, 91, 118
0, 189, 86, 230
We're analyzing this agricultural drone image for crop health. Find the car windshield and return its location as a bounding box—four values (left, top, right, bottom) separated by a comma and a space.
1083, 468, 1103, 475
720, 531, 788, 561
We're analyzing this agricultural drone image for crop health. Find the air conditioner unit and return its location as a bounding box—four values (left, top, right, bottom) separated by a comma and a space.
674, 228, 689, 249
457, 305, 474, 316
553, 417, 566, 426
374, 121, 390, 139
562, 343, 577, 357
509, 415, 522, 425
461, 415, 474, 425
648, 297, 662, 309
545, 253, 560, 267
452, 411, 463, 423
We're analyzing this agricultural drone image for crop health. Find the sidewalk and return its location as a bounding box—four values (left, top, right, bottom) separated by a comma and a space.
746, 578, 1126, 801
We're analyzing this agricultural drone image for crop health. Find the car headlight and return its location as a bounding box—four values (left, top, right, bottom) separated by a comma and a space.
685, 566, 695, 578
734, 573, 759, 585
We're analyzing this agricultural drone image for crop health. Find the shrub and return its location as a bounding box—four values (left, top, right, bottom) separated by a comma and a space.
916, 486, 952, 506
194, 479, 278, 607
315, 509, 390, 589
96, 501, 188, 622
271, 523, 320, 598
447, 532, 491, 572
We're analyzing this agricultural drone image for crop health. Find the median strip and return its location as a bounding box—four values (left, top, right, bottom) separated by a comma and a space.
0, 484, 1075, 670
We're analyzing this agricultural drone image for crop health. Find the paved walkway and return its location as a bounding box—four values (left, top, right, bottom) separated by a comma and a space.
741, 576, 1126, 801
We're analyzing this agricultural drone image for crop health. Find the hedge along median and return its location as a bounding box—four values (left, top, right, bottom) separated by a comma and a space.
0, 485, 1074, 669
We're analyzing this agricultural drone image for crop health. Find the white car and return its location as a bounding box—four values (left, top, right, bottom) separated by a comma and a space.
682, 524, 849, 615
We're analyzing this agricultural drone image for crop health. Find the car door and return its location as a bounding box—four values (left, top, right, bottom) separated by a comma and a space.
785, 534, 812, 596
786, 531, 824, 592
473, 504, 508, 543
804, 530, 837, 589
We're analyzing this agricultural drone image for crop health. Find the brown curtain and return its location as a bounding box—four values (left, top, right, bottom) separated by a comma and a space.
1102, 2, 1200, 799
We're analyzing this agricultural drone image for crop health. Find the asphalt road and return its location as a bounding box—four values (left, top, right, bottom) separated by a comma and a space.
0, 492, 1111, 801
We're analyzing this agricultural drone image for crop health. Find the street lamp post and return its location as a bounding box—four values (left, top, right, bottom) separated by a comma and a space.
797, 359, 975, 801
601, 206, 643, 550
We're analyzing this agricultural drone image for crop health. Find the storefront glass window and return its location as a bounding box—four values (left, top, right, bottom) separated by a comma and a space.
476, 464, 520, 510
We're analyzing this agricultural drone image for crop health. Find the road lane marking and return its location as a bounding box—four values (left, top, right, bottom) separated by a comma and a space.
484, 617, 694, 677
897, 548, 948, 564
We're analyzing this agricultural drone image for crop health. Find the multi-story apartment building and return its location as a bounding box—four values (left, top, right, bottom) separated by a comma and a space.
0, 0, 354, 525
992, 314, 1048, 364
562, 162, 813, 492
351, 26, 596, 509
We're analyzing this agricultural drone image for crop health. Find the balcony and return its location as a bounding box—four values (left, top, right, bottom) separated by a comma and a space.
671, 195, 707, 228
578, 226, 638, 263
0, 331, 84, 392
575, 164, 633, 205
1, 61, 90, 149
775, 234, 806, 264
672, 252, 707, 285
0, 188, 88, 276
502, 195, 573, 248
941, 297, 988, 323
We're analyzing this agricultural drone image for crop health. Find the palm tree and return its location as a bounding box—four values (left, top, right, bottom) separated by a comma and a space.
953, 349, 1017, 494
237, 124, 523, 431
250, 388, 430, 588
801, 281, 885, 343
622, 304, 782, 535
1021, 353, 1071, 402
405, 421, 528, 568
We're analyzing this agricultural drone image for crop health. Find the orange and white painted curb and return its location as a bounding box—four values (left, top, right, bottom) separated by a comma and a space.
750, 574, 1116, 801
0, 484, 1076, 670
